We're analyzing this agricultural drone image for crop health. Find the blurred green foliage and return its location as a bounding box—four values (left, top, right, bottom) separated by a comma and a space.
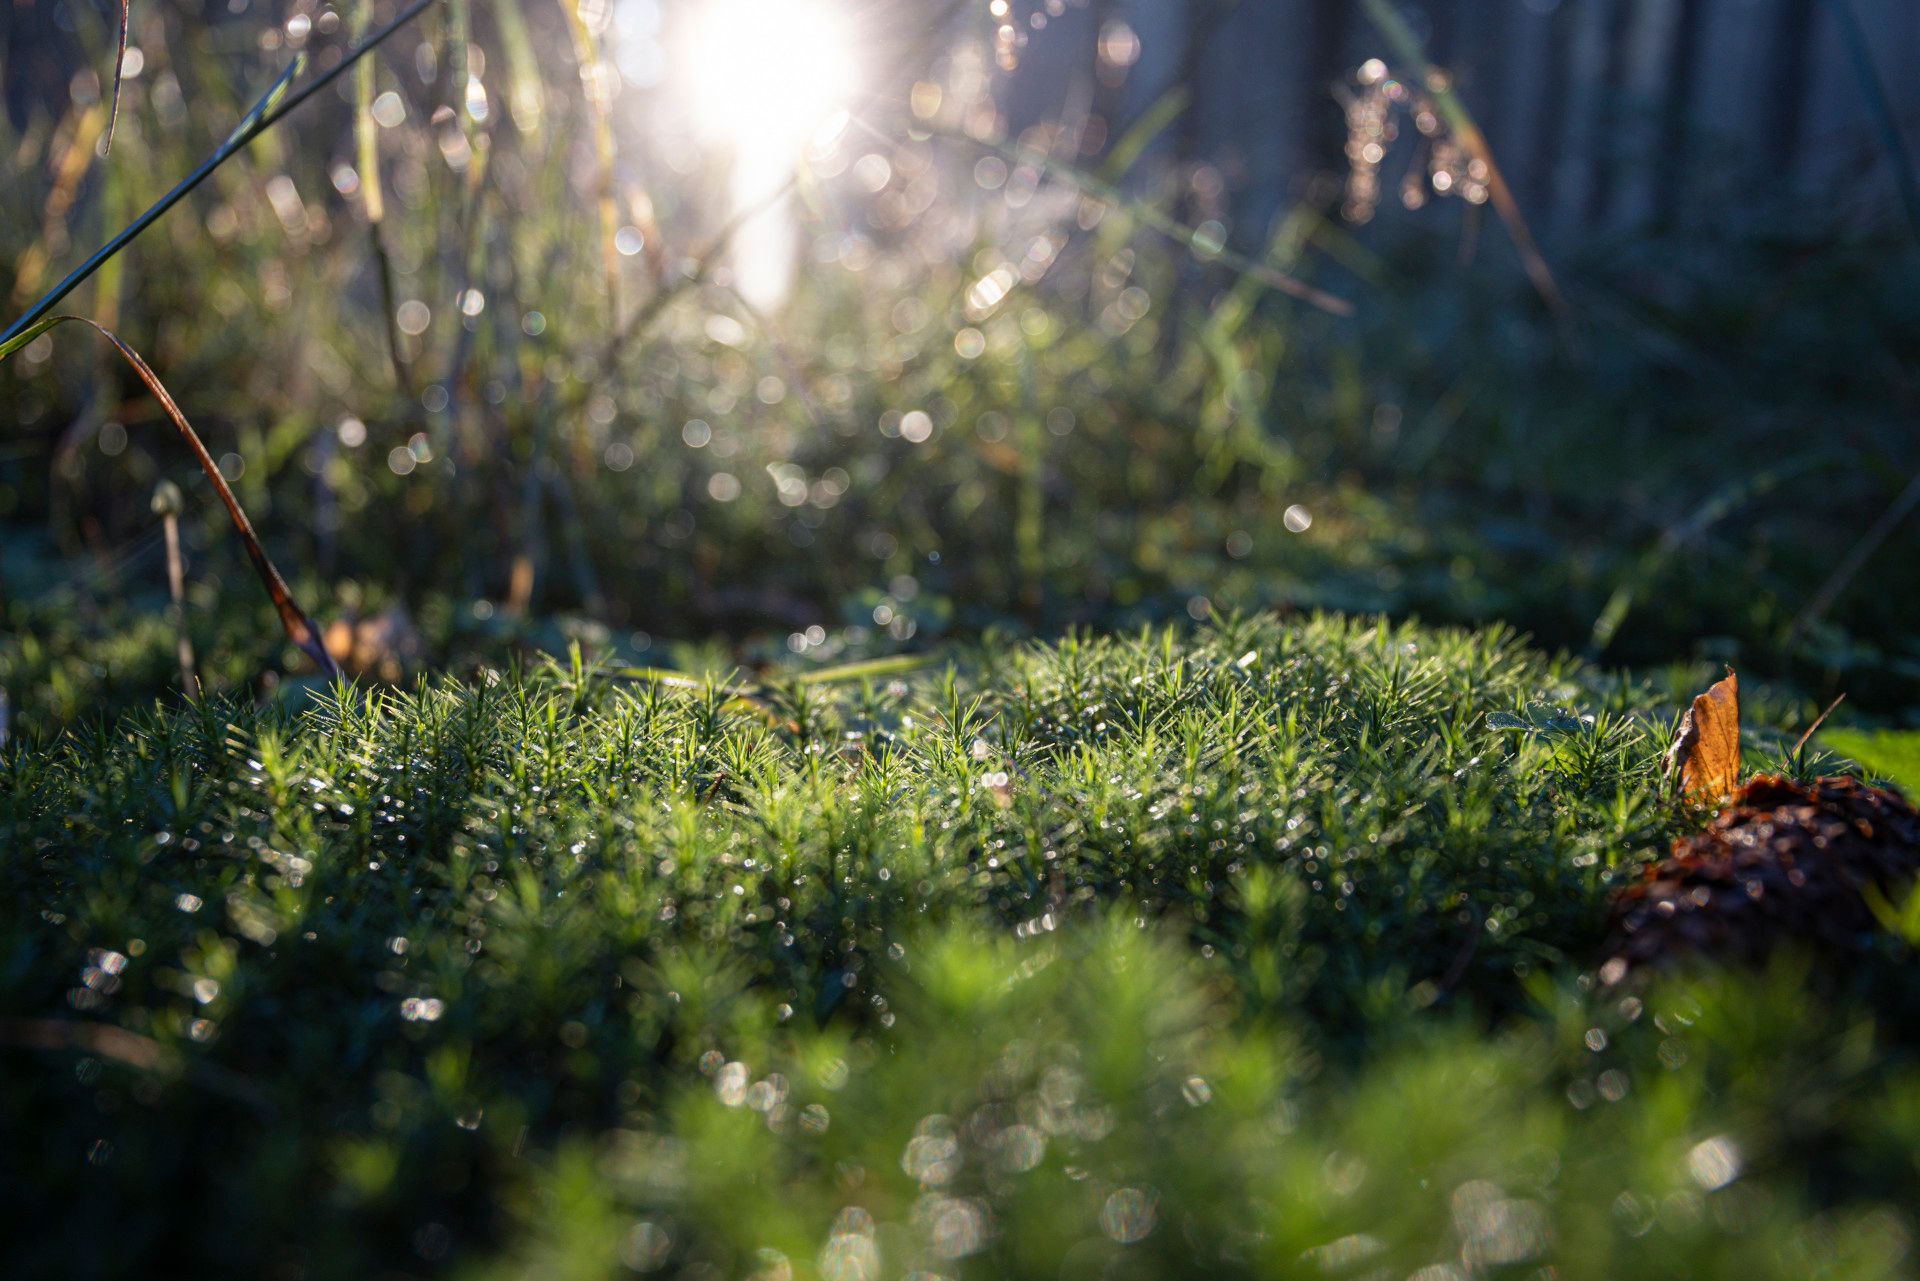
5, 614, 1916, 1277
1823, 727, 1920, 795
6, 6, 1920, 1278
4, 0, 1920, 724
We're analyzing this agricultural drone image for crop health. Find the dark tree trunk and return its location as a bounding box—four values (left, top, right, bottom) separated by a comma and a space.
1525, 1, 1577, 220
1653, 0, 1711, 224
1763, 0, 1817, 176
1584, 0, 1639, 224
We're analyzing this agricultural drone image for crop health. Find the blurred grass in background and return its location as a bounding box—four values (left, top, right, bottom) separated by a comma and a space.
2, 0, 1918, 732
7, 5, 1920, 1275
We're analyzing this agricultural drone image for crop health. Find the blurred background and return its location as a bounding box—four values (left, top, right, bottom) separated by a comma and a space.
2, 0, 1918, 727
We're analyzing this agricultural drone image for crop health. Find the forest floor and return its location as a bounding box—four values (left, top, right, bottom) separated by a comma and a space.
5, 612, 1920, 1279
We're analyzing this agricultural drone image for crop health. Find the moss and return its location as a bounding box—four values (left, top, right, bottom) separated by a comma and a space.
1, 614, 1913, 1277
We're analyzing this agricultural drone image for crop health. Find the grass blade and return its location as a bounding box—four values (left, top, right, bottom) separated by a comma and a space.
1, 316, 340, 680
0, 0, 434, 351
1358, 0, 1572, 333
557, 0, 621, 320
352, 0, 412, 393
492, 0, 547, 134
104, 0, 130, 154
790, 654, 937, 686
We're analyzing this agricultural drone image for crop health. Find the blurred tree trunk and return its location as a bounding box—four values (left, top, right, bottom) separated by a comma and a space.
1653, 0, 1709, 224
1524, 2, 1577, 220
1299, 0, 1351, 186
1763, 0, 1816, 175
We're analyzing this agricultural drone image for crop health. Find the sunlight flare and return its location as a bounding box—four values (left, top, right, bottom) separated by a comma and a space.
684, 0, 859, 150
679, 0, 861, 308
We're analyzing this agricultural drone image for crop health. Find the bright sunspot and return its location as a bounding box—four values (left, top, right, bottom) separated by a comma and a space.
679, 0, 861, 309
684, 0, 860, 151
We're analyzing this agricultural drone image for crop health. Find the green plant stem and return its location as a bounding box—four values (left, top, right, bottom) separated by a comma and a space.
0, 0, 435, 353
1358, 0, 1573, 334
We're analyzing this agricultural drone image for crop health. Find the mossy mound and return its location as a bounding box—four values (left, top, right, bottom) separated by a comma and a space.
4, 614, 1916, 1278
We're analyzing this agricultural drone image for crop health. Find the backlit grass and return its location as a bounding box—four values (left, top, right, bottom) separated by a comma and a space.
5, 614, 1917, 1277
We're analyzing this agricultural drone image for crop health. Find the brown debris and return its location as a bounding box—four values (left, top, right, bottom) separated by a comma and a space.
323, 605, 423, 684
1664, 668, 1740, 803
1601, 775, 1920, 982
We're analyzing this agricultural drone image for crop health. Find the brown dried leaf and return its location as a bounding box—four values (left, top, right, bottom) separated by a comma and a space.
324, 605, 423, 684
1666, 668, 1740, 802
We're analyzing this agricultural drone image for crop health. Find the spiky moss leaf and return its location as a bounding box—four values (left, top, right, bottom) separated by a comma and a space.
4, 615, 1915, 1277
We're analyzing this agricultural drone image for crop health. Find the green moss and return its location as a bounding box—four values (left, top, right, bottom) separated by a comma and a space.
2, 614, 1916, 1277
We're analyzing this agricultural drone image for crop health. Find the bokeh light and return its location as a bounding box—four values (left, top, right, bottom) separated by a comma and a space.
681, 0, 858, 151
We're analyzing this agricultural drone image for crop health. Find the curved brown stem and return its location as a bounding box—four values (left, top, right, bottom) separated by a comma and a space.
9, 316, 340, 680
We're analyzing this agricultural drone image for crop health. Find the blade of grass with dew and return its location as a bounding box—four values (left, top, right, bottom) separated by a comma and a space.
1357, 0, 1573, 334
352, 0, 411, 392
105, 0, 130, 153
493, 0, 547, 134
0, 316, 340, 680
557, 0, 621, 322
0, 0, 434, 351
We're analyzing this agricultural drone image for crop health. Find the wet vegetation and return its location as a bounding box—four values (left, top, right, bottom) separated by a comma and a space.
5, 0, 1920, 735
7, 0, 1920, 1275
6, 615, 1920, 1277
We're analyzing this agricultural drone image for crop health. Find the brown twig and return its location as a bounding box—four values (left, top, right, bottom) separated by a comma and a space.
5, 317, 340, 679
0, 1017, 274, 1114
151, 480, 201, 700
1792, 693, 1847, 768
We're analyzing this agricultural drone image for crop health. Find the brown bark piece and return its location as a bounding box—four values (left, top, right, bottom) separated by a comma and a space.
1601, 775, 1920, 981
